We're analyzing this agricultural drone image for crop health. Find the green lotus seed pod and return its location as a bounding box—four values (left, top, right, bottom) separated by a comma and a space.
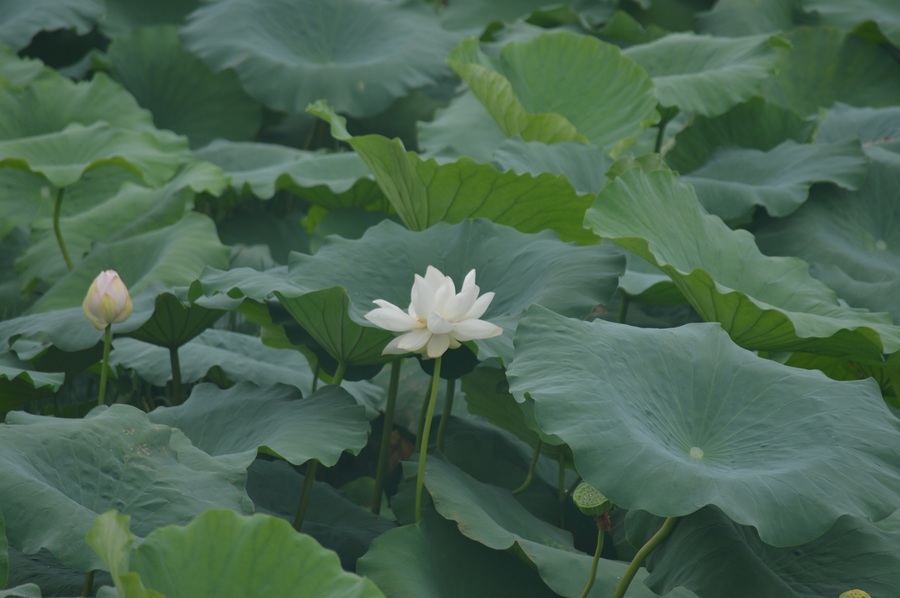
838, 591, 870, 598
573, 482, 612, 516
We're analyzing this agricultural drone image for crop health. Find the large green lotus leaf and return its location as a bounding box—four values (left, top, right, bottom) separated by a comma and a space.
358, 510, 558, 598
107, 26, 262, 148
754, 147, 900, 322
15, 176, 194, 290
6, 548, 100, 597
508, 306, 900, 546
585, 167, 900, 358
623, 33, 788, 117
89, 509, 384, 598
112, 328, 313, 389
615, 246, 685, 306
148, 382, 369, 468
681, 139, 868, 225
0, 509, 6, 588
422, 458, 679, 598
0, 350, 64, 412
447, 32, 658, 150
30, 212, 229, 312
491, 138, 610, 195
0, 0, 102, 50
696, 0, 793, 36
517, 538, 695, 598
665, 97, 815, 174
436, 0, 612, 31
122, 285, 232, 349
641, 506, 900, 598
424, 457, 572, 551
0, 44, 52, 88
100, 0, 199, 38
247, 459, 396, 568
462, 366, 568, 458
815, 102, 900, 146
0, 122, 187, 188
276, 287, 393, 367
800, 0, 900, 47
0, 405, 253, 572
0, 584, 40, 598
311, 102, 598, 243
200, 218, 622, 364
761, 26, 900, 116
292, 218, 622, 363
0, 73, 157, 139
180, 0, 458, 118
418, 90, 508, 162
193, 140, 385, 208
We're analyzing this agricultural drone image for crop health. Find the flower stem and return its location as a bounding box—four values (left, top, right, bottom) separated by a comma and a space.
294, 362, 344, 530
415, 383, 431, 453
435, 377, 455, 452
372, 359, 401, 514
169, 346, 183, 405
293, 459, 318, 531
414, 356, 442, 524
580, 526, 605, 598
512, 439, 542, 495
617, 293, 631, 324
558, 452, 567, 527
332, 361, 346, 386
613, 516, 678, 598
81, 570, 94, 597
97, 325, 112, 406
52, 187, 73, 271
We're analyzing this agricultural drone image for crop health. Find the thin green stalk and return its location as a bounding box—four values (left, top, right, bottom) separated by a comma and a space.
435, 378, 456, 452
97, 325, 112, 406
52, 187, 73, 271
580, 526, 605, 598
311, 363, 320, 393
617, 294, 631, 324
654, 120, 668, 155
169, 346, 183, 405
415, 382, 431, 453
332, 361, 346, 386
558, 452, 567, 527
372, 359, 401, 514
293, 460, 318, 530
613, 516, 678, 598
512, 439, 543, 495
294, 362, 343, 530
81, 570, 94, 597
414, 356, 442, 524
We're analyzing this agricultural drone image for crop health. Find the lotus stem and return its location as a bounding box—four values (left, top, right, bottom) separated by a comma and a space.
372, 359, 401, 514
435, 377, 456, 452
293, 459, 318, 530
169, 346, 183, 405
97, 325, 112, 406
332, 361, 346, 386
81, 570, 94, 597
613, 516, 678, 598
512, 439, 542, 495
52, 186, 73, 271
558, 451, 567, 527
415, 356, 442, 524
580, 524, 605, 598
294, 361, 343, 530
617, 293, 631, 324
415, 382, 431, 453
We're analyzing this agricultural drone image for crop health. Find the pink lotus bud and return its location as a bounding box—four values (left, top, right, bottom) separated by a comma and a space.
82, 270, 133, 329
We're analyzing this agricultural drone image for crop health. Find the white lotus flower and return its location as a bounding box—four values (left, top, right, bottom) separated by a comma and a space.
365, 266, 503, 359
82, 270, 133, 330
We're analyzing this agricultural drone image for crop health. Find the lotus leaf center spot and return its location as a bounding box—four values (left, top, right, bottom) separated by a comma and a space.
689, 446, 704, 459
875, 239, 887, 251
